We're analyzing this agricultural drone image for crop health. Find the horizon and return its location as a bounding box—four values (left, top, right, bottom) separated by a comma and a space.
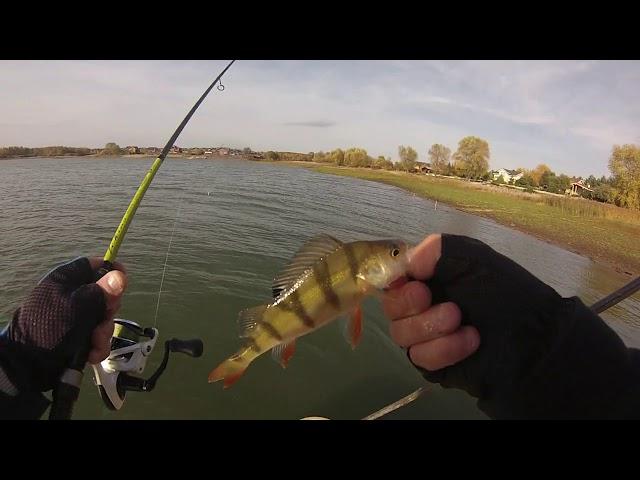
2, 60, 639, 177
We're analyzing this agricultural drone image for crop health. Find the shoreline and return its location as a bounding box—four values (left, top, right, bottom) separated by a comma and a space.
271, 161, 639, 279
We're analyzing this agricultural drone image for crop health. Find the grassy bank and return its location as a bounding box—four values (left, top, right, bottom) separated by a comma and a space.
279, 162, 640, 275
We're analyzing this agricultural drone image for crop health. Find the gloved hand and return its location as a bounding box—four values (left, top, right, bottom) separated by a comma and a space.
383, 234, 639, 419
0, 257, 127, 398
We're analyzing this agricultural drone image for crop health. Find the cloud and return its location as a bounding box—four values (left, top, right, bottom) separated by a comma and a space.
283, 120, 336, 128
1, 60, 639, 177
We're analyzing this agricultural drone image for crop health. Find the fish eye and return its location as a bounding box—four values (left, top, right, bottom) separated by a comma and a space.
391, 248, 400, 257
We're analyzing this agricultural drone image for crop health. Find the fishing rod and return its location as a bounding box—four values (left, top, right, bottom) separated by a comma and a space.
48, 60, 237, 420
590, 276, 640, 314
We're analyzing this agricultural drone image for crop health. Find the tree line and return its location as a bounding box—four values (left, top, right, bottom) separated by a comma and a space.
5, 139, 639, 210
0, 146, 92, 158
265, 137, 640, 211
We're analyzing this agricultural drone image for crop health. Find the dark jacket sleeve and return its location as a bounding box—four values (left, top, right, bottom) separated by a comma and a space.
415, 234, 640, 419
478, 297, 640, 419
0, 388, 51, 420
0, 340, 51, 419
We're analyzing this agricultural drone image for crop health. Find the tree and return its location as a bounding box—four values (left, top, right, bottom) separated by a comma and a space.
428, 144, 451, 175
452, 136, 490, 179
344, 148, 369, 167
264, 151, 280, 161
373, 156, 394, 170
330, 148, 345, 166
531, 164, 552, 187
609, 144, 640, 209
243, 147, 252, 154
313, 151, 329, 163
398, 145, 418, 172
103, 142, 123, 156
516, 175, 535, 189
592, 183, 617, 204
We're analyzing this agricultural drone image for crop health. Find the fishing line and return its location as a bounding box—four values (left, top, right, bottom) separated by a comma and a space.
153, 193, 184, 327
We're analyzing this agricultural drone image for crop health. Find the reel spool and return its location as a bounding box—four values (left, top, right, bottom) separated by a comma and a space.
92, 319, 203, 410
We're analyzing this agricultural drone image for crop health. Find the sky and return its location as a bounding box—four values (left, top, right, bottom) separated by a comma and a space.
1, 60, 639, 177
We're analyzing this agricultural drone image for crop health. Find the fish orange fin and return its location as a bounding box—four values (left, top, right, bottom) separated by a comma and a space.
208, 355, 248, 389
271, 340, 297, 369
348, 304, 363, 350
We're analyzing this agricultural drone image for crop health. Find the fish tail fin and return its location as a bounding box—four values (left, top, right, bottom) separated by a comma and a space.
210, 304, 271, 389
208, 347, 254, 389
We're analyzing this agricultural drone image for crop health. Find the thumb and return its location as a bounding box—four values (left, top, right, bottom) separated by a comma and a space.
96, 270, 128, 312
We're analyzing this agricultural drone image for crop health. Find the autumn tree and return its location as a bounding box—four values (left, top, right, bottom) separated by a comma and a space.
531, 164, 552, 187
344, 148, 369, 167
102, 142, 123, 156
314, 151, 330, 163
330, 148, 345, 166
264, 151, 280, 161
398, 145, 418, 172
609, 144, 640, 209
453, 136, 490, 179
428, 144, 451, 175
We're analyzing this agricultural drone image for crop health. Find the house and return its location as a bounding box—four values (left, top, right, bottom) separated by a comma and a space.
567, 180, 594, 196
170, 146, 182, 154
413, 162, 433, 174
126, 146, 140, 154
217, 148, 229, 156
492, 168, 523, 183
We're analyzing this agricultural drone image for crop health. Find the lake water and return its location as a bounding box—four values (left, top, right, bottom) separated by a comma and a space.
1, 157, 638, 419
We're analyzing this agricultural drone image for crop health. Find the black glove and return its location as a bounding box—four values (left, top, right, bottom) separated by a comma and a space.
414, 234, 640, 419
0, 257, 106, 405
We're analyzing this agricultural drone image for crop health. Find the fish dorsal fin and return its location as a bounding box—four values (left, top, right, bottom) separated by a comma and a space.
237, 305, 267, 338
272, 234, 343, 298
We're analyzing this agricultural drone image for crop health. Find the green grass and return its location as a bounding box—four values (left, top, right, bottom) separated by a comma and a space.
280, 162, 640, 275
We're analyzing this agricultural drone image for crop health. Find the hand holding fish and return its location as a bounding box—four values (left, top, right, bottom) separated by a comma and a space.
382, 233, 636, 419
382, 234, 481, 372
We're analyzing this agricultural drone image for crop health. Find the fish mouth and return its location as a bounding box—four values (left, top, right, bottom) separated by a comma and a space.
384, 275, 408, 291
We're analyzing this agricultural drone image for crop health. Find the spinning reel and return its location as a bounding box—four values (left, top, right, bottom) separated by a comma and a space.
91, 319, 203, 410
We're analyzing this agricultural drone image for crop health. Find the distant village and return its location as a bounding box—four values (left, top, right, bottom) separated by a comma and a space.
100, 145, 265, 160
413, 162, 592, 197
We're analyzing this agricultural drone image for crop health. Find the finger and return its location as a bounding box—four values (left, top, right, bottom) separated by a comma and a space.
88, 317, 115, 364
389, 302, 462, 347
382, 281, 432, 320
95, 270, 128, 312
407, 234, 442, 281
88, 257, 127, 275
408, 326, 480, 371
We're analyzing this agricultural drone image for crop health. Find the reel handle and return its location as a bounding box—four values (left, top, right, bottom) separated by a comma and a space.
168, 338, 203, 357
